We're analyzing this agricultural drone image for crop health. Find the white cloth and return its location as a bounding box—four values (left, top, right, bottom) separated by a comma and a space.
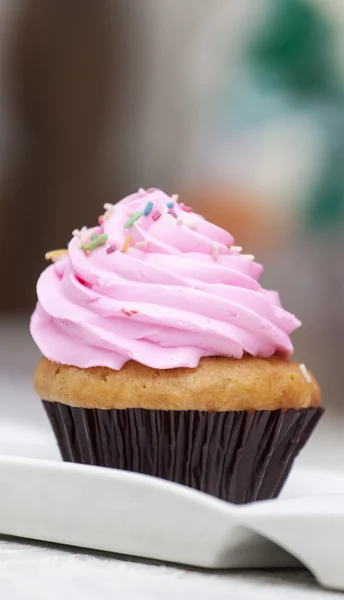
0, 538, 335, 600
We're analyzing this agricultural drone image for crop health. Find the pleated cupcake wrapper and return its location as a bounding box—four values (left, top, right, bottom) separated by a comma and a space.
43, 402, 323, 504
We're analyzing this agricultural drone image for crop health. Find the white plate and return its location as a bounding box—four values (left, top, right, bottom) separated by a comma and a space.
1, 410, 344, 590
1, 328, 344, 591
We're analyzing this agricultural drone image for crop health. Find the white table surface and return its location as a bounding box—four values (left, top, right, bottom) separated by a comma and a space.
0, 316, 343, 599
0, 537, 338, 600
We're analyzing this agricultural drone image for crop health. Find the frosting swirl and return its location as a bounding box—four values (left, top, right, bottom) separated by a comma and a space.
30, 189, 300, 370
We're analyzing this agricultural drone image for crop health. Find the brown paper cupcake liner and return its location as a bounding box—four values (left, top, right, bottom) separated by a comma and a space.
43, 402, 323, 504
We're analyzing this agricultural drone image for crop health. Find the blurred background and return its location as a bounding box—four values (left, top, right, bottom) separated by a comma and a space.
1, 0, 344, 464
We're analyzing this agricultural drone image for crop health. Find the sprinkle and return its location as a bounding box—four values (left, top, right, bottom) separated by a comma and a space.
135, 241, 149, 249
121, 235, 131, 253
45, 249, 69, 262
81, 233, 108, 252
185, 222, 197, 230
98, 215, 104, 226
72, 227, 87, 238
103, 203, 115, 218
121, 308, 138, 317
103, 203, 115, 220
212, 242, 220, 259
180, 203, 193, 213
171, 194, 179, 203
152, 210, 161, 221
166, 201, 174, 208
106, 245, 116, 254
230, 246, 242, 253
299, 363, 311, 383
168, 208, 177, 218
242, 254, 255, 261
122, 309, 132, 317
176, 216, 183, 226
124, 210, 144, 229
138, 188, 145, 194
144, 201, 154, 216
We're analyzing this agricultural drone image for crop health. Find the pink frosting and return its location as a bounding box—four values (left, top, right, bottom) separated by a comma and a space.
30, 189, 300, 370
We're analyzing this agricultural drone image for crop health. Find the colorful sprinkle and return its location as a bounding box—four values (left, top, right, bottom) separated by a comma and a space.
299, 363, 311, 383
242, 254, 255, 261
166, 201, 174, 208
103, 203, 115, 221
212, 242, 220, 259
185, 222, 197, 230
171, 194, 179, 202
81, 233, 108, 252
72, 227, 87, 238
152, 210, 161, 222
138, 188, 145, 193
176, 216, 183, 226
45, 249, 69, 262
98, 215, 104, 226
106, 245, 116, 254
144, 201, 154, 216
121, 308, 138, 317
121, 235, 131, 253
230, 246, 242, 253
168, 208, 177, 218
135, 241, 149, 249
124, 210, 144, 229
180, 203, 193, 213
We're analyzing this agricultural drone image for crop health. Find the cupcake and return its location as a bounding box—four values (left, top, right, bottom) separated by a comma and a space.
31, 188, 322, 504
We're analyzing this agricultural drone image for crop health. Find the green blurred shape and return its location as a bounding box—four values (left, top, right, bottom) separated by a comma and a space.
245, 0, 344, 229
247, 0, 336, 97
306, 139, 344, 230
